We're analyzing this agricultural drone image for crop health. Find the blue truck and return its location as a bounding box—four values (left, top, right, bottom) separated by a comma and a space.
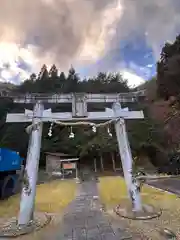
0, 148, 24, 199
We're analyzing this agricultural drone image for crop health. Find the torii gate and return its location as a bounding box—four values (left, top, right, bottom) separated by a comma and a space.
6, 93, 144, 226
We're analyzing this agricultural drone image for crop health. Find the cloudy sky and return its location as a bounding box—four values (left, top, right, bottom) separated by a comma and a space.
0, 0, 180, 87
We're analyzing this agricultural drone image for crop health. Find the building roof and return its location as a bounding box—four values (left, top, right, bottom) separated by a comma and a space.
45, 152, 72, 157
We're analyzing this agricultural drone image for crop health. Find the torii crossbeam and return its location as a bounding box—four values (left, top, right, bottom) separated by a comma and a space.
6, 93, 144, 226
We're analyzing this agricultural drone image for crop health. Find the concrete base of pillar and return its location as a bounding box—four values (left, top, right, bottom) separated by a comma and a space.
0, 212, 51, 238
115, 203, 162, 220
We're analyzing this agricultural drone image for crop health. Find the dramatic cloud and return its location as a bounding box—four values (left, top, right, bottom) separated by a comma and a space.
121, 71, 145, 88
116, 0, 180, 59
0, 0, 180, 85
0, 0, 123, 70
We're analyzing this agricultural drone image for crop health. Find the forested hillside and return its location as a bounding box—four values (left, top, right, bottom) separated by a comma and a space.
0, 65, 166, 167
142, 34, 180, 152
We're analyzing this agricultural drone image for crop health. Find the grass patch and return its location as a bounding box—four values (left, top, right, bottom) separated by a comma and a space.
98, 176, 180, 239
0, 180, 77, 218
98, 176, 178, 208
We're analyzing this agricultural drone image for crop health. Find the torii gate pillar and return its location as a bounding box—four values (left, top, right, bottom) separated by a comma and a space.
18, 102, 44, 225
113, 102, 142, 211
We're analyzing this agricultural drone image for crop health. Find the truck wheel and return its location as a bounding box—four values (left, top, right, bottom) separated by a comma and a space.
1, 175, 15, 199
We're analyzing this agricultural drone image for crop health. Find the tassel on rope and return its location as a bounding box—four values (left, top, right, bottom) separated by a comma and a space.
69, 126, 75, 138
107, 126, 112, 137
48, 122, 53, 137
92, 125, 97, 133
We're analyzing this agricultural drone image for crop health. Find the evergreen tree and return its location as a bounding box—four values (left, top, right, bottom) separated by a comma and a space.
157, 35, 180, 99
0, 65, 167, 166
37, 64, 49, 81
66, 66, 80, 92
59, 72, 67, 93
49, 64, 58, 78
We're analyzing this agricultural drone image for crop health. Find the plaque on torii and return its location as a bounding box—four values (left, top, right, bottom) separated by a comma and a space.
6, 92, 144, 226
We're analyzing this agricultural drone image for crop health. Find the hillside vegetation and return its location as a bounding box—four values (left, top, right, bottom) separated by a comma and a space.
0, 65, 167, 168
2, 32, 180, 168
140, 34, 180, 152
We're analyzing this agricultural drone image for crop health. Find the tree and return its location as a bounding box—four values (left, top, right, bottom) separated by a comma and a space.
78, 127, 117, 157
0, 65, 168, 167
0, 98, 14, 139
127, 103, 169, 167
0, 123, 28, 157
65, 66, 80, 93
37, 64, 49, 81
157, 35, 180, 99
49, 64, 58, 78
15, 75, 36, 93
